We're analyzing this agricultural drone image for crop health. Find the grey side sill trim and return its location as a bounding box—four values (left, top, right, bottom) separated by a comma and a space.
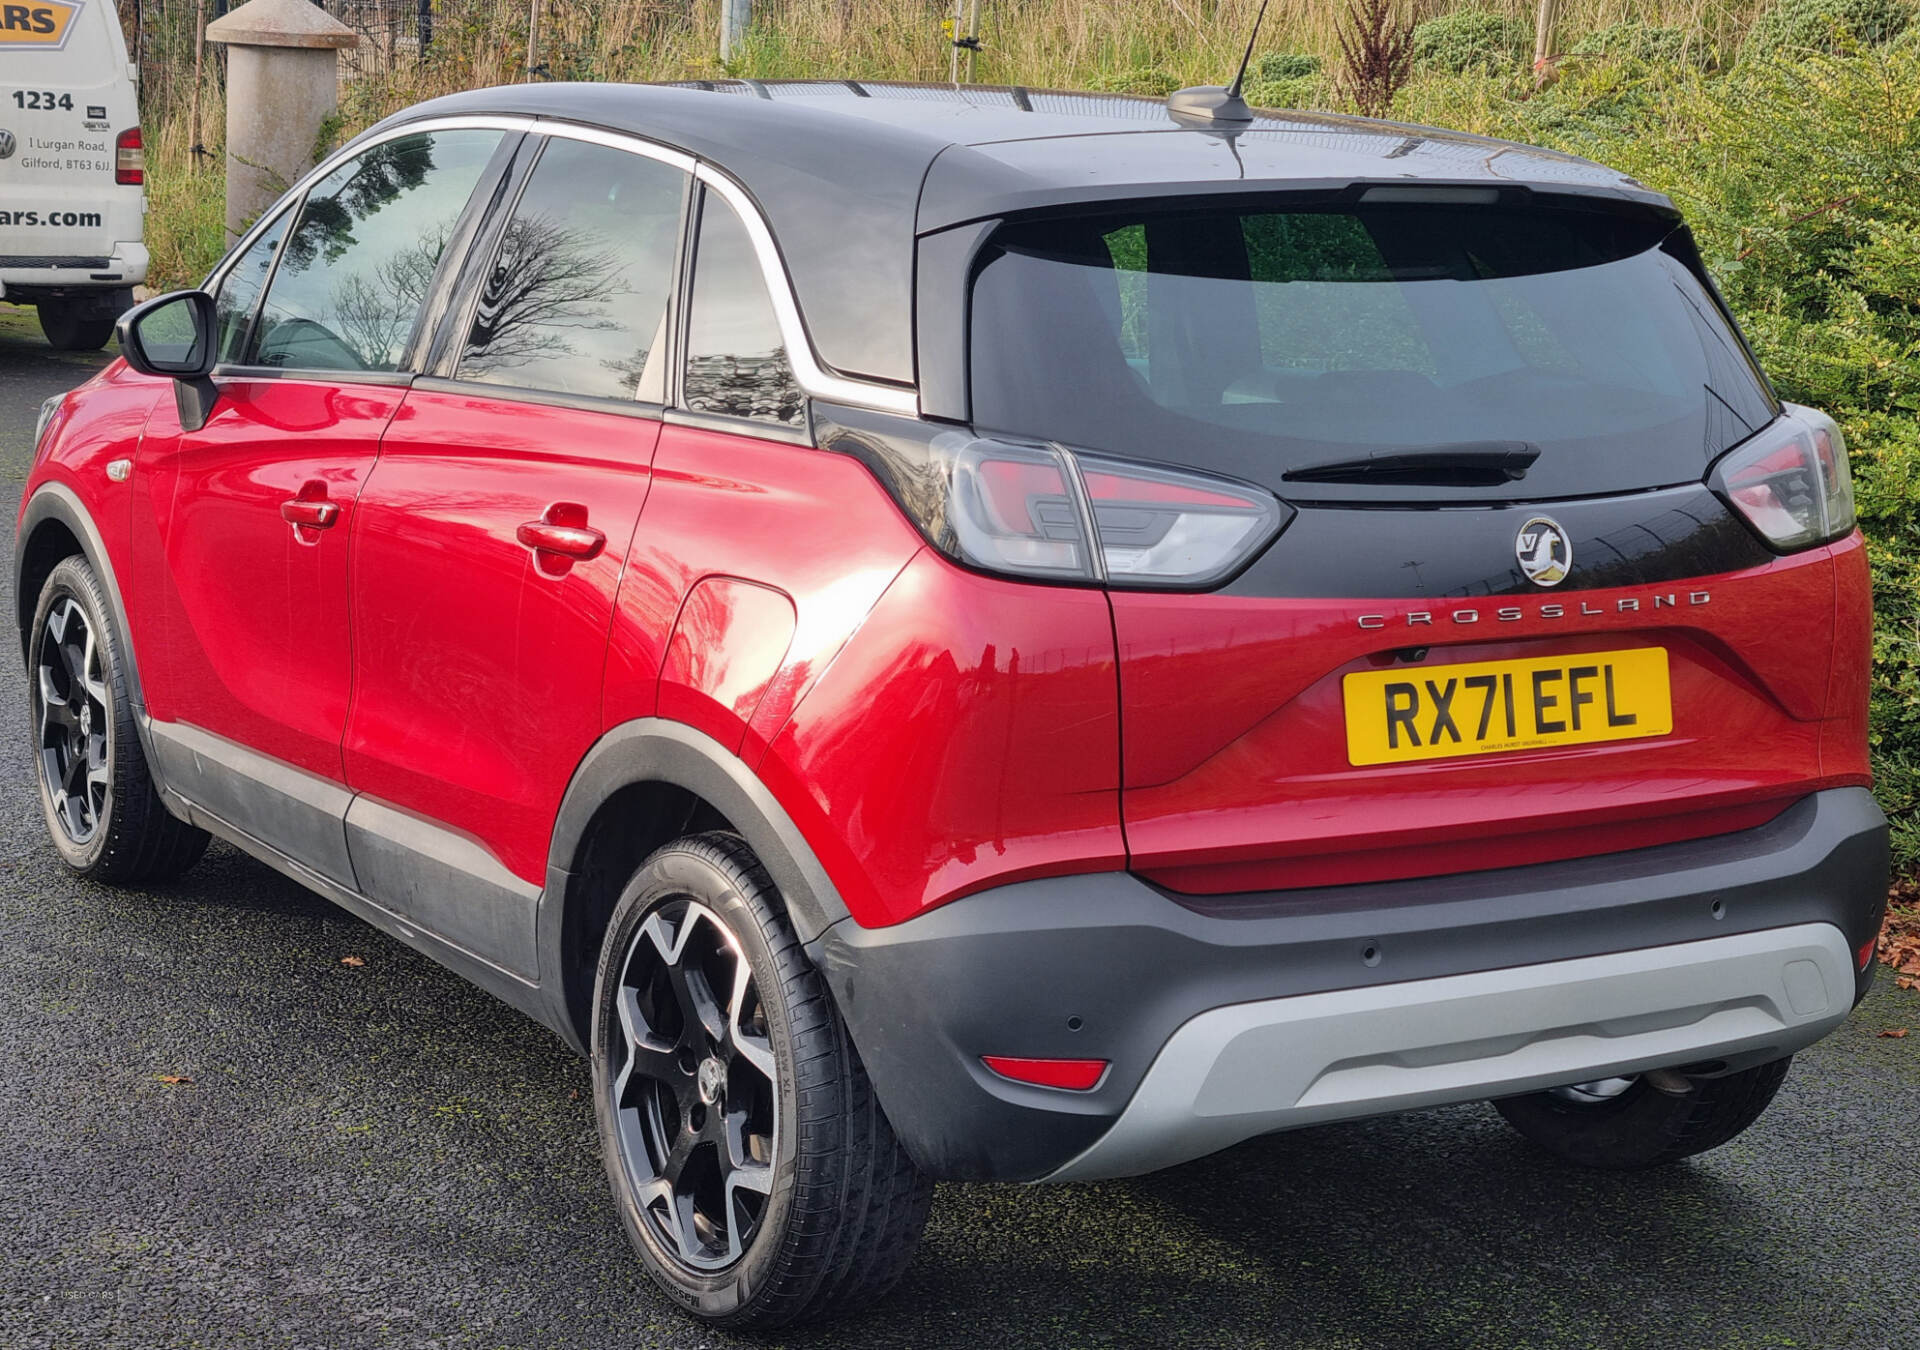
166, 786, 560, 1036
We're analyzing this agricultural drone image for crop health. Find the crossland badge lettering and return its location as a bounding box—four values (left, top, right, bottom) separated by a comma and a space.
1516, 516, 1572, 587
0, 0, 81, 50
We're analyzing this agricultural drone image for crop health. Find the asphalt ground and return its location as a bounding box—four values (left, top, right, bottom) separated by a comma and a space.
1, 306, 1917, 1350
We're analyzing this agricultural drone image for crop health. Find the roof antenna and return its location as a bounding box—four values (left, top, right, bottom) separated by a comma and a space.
1167, 0, 1268, 124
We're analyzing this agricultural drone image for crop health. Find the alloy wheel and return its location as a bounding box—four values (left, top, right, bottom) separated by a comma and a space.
608, 899, 779, 1271
35, 596, 111, 845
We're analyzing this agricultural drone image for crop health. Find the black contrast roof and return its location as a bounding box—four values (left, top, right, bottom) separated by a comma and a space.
371, 80, 1670, 387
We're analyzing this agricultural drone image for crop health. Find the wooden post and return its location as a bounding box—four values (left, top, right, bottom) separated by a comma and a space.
948, 0, 964, 82
187, 0, 207, 159
720, 0, 751, 63
526, 0, 538, 80
1533, 0, 1560, 85
965, 0, 981, 81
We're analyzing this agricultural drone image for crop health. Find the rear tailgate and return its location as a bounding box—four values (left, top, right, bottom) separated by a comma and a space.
1112, 494, 1855, 894
963, 191, 1869, 894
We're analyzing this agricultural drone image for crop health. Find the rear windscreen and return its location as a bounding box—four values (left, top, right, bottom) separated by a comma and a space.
968, 202, 1777, 500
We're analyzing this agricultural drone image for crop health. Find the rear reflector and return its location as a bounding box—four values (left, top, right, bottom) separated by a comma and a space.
115, 127, 145, 185
1858, 938, 1877, 971
981, 1055, 1109, 1091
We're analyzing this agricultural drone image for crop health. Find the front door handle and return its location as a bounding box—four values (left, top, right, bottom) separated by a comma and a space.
281, 483, 340, 532
517, 502, 605, 566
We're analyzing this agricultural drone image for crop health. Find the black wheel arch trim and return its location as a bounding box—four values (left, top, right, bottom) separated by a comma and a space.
15, 483, 165, 780
539, 717, 852, 1052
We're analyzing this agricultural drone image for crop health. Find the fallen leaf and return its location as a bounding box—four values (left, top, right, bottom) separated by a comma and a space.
1878, 1029, 1908, 1039
1900, 977, 1916, 992
340, 955, 366, 968
155, 1074, 193, 1085
568, 1090, 580, 1102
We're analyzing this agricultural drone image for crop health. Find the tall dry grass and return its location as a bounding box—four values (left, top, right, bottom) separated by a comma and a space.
138, 0, 1789, 288
200, 0, 1789, 126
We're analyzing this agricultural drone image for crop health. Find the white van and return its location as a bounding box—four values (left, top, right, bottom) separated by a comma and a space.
0, 0, 143, 350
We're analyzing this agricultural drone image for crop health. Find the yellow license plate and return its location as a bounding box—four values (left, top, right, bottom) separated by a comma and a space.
1344, 648, 1672, 766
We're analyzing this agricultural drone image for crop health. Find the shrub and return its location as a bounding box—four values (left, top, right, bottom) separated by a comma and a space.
1569, 21, 1712, 67
1412, 9, 1525, 73
1244, 75, 1324, 109
1255, 51, 1323, 80
1088, 66, 1180, 96
1743, 0, 1912, 56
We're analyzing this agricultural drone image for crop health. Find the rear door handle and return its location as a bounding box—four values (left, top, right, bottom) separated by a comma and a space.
517, 503, 605, 562
281, 485, 340, 530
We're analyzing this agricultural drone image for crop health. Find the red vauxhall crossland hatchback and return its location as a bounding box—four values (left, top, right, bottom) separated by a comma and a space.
18, 81, 1889, 1327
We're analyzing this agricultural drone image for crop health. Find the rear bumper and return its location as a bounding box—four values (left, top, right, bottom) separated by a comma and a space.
814, 787, 1888, 1182
0, 243, 148, 300
1049, 922, 1852, 1180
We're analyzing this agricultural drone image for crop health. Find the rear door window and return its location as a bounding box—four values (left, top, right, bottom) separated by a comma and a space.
971, 202, 1777, 500
455, 137, 688, 401
248, 128, 503, 373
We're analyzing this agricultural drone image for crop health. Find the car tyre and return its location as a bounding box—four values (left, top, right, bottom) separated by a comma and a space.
28, 556, 210, 883
590, 831, 932, 1329
1494, 1057, 1793, 1169
37, 301, 119, 353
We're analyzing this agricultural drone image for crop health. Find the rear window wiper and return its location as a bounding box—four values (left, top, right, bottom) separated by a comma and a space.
1282, 441, 1540, 487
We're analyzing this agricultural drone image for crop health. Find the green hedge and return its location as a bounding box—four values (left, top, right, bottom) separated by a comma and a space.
1412, 9, 1527, 73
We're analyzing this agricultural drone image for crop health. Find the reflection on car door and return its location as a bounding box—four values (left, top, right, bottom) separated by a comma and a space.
341, 134, 689, 975
135, 127, 508, 883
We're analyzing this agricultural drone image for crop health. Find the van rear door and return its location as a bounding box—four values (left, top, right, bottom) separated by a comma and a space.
0, 0, 140, 271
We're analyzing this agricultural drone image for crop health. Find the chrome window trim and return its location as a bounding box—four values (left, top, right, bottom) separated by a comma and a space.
205, 112, 921, 419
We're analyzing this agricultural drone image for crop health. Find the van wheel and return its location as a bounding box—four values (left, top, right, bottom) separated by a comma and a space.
1494, 1057, 1793, 1169
590, 832, 932, 1329
28, 556, 210, 883
37, 301, 118, 352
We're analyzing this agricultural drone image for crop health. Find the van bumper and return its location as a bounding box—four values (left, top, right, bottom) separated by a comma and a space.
813, 787, 1888, 1182
0, 241, 148, 300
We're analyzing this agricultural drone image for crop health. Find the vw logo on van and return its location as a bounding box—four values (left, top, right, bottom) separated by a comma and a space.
1516, 516, 1572, 587
0, 130, 16, 161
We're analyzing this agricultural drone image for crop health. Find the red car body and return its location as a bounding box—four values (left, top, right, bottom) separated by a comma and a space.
18, 82, 1888, 1204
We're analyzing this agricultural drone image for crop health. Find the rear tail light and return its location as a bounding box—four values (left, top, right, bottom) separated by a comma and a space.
981, 1055, 1109, 1091
1709, 406, 1855, 552
1858, 937, 1877, 971
115, 127, 145, 185
932, 433, 1288, 588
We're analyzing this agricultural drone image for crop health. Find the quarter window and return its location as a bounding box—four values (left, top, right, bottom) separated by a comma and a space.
683, 192, 804, 427
456, 138, 688, 402
250, 129, 503, 373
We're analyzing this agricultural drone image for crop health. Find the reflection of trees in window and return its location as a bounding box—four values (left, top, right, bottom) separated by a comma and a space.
328, 224, 448, 369
459, 212, 632, 383
281, 137, 435, 274
684, 352, 805, 426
